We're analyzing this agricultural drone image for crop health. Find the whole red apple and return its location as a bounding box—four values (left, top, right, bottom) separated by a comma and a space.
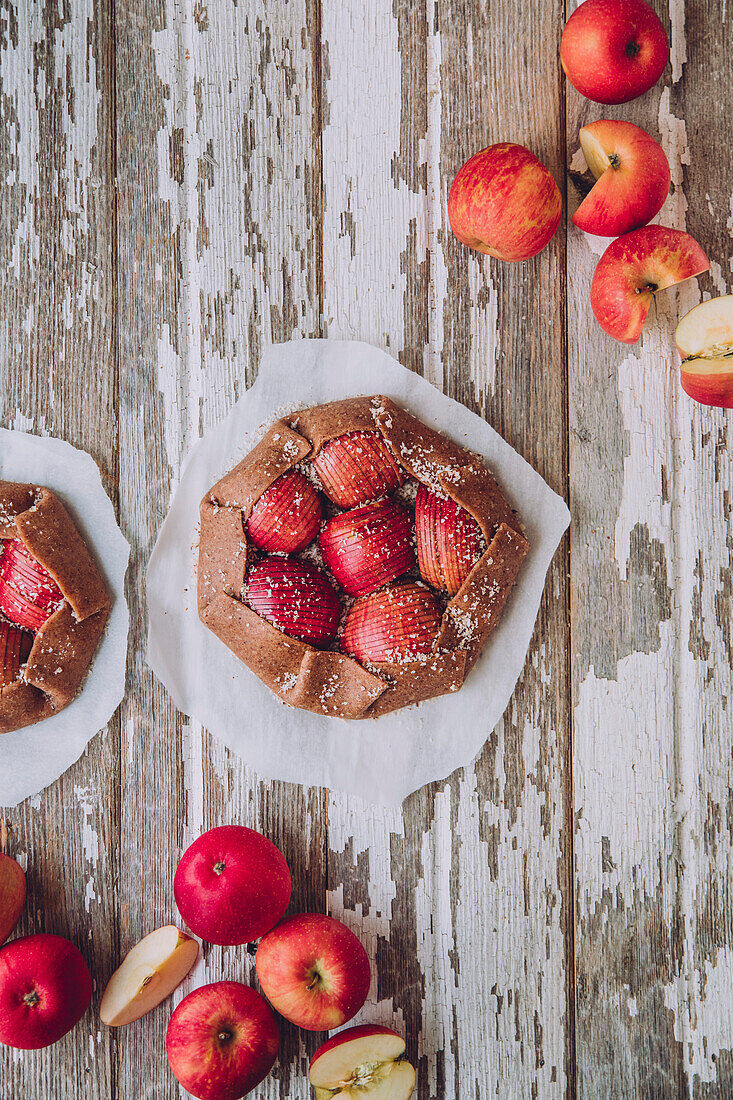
676, 295, 733, 409
174, 825, 291, 946
590, 225, 709, 343
448, 142, 561, 262
245, 558, 341, 646
0, 933, 92, 1049
166, 981, 279, 1100
560, 0, 669, 104
341, 582, 442, 664
318, 500, 414, 597
0, 853, 26, 945
312, 431, 404, 509
573, 120, 670, 236
255, 913, 371, 1031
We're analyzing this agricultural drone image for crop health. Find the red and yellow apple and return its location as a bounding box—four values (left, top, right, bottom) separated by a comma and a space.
590, 226, 709, 343
318, 500, 414, 597
448, 142, 561, 261
313, 431, 404, 509
309, 1025, 416, 1100
560, 0, 669, 104
246, 558, 341, 646
255, 913, 371, 1031
415, 485, 483, 596
676, 295, 733, 408
573, 120, 670, 236
0, 933, 92, 1049
166, 981, 279, 1100
341, 582, 442, 664
100, 925, 199, 1026
174, 825, 291, 947
0, 853, 26, 945
247, 471, 322, 554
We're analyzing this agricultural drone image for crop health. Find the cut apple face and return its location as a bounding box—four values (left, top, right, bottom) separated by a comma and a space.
676, 295, 733, 408
310, 1026, 416, 1100
590, 225, 709, 343
573, 120, 670, 237
100, 925, 199, 1026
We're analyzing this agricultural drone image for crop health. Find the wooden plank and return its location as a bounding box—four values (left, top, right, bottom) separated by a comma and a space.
114, 0, 327, 1095
567, 0, 733, 1094
0, 0, 118, 1095
320, 2, 572, 1098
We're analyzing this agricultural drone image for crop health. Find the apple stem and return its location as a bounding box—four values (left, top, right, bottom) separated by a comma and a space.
306, 974, 321, 991
23, 990, 40, 1008
218, 1030, 232, 1043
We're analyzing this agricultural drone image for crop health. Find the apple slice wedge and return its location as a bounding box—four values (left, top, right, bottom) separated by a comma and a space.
310, 1025, 416, 1099
0, 853, 26, 945
676, 294, 733, 408
100, 925, 199, 1026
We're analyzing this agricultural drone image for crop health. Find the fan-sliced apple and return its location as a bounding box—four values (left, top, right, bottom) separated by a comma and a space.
309, 1025, 416, 1099
676, 294, 733, 409
100, 925, 199, 1026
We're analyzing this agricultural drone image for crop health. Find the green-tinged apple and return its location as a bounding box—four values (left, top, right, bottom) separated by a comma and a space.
676, 295, 733, 408
256, 913, 371, 1031
0, 853, 25, 945
100, 925, 199, 1026
174, 825, 291, 946
166, 981, 279, 1100
0, 933, 92, 1049
573, 120, 670, 236
590, 226, 709, 343
448, 143, 561, 261
309, 1025, 416, 1100
560, 0, 669, 104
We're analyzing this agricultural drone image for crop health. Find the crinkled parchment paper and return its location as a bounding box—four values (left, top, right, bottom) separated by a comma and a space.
147, 340, 569, 805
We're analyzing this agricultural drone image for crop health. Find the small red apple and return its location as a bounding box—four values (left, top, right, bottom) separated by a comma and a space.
448, 142, 562, 262
341, 582, 442, 664
573, 120, 670, 236
0, 933, 92, 1049
312, 431, 404, 509
0, 620, 33, 688
245, 558, 341, 646
415, 485, 483, 596
318, 500, 414, 597
174, 825, 291, 947
0, 538, 63, 631
310, 1025, 416, 1100
560, 0, 669, 105
247, 471, 322, 554
590, 226, 709, 343
676, 294, 733, 409
256, 913, 371, 1031
0, 854, 26, 945
166, 981, 279, 1100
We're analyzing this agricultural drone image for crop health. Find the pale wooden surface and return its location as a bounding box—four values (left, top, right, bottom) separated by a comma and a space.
0, 1, 731, 1098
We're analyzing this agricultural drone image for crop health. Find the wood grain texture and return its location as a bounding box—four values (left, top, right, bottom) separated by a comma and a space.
567, 0, 733, 1096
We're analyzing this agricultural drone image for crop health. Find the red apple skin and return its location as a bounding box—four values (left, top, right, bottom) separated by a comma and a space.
590, 226, 710, 343
0, 620, 33, 689
448, 143, 561, 262
415, 485, 483, 596
247, 471, 322, 554
174, 825, 291, 947
560, 0, 669, 105
310, 1024, 403, 1073
573, 120, 670, 236
255, 913, 371, 1031
166, 981, 279, 1100
341, 582, 442, 664
0, 933, 92, 1049
318, 500, 414, 597
0, 539, 64, 632
680, 367, 733, 409
0, 854, 26, 945
313, 431, 404, 509
676, 295, 733, 409
246, 558, 341, 646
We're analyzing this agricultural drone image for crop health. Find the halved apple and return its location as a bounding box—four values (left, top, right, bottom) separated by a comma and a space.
100, 925, 199, 1026
676, 295, 733, 408
309, 1025, 416, 1099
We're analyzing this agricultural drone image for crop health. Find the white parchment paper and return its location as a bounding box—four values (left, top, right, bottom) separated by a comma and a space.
147, 340, 570, 805
0, 431, 130, 805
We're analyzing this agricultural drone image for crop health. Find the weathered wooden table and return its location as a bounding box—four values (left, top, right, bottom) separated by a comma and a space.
2, 0, 732, 1096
